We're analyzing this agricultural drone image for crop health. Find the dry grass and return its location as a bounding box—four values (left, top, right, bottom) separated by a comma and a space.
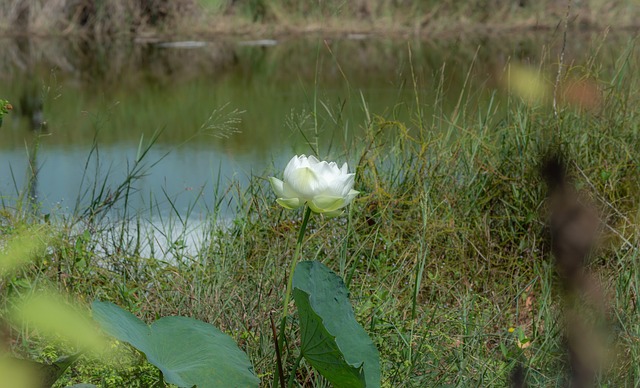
0, 0, 638, 39
1, 0, 197, 38
1, 37, 639, 385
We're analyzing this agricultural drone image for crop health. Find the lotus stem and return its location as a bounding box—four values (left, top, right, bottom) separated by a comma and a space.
275, 205, 312, 383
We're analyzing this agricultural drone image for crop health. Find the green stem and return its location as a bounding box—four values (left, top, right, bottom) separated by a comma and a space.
274, 206, 312, 384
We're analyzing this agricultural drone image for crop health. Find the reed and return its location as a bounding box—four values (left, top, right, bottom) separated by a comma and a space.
1, 32, 639, 387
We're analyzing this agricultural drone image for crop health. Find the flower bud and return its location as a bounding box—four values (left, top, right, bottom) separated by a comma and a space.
270, 155, 359, 216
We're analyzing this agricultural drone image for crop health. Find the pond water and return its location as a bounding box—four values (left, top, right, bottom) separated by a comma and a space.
0, 32, 634, 221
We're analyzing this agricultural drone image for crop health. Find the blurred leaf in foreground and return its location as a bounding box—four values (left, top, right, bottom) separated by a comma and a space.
0, 354, 38, 388
0, 353, 79, 388
507, 64, 549, 105
12, 292, 108, 354
0, 225, 50, 275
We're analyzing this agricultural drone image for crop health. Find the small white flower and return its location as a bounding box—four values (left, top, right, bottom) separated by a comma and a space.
270, 155, 359, 216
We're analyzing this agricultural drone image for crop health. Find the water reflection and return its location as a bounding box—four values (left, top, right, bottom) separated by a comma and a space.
9, 36, 46, 131
0, 32, 632, 217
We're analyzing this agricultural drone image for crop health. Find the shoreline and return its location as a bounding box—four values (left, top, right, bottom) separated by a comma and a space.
1, 18, 638, 42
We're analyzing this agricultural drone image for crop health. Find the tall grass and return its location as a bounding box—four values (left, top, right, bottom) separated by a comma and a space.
1, 37, 640, 387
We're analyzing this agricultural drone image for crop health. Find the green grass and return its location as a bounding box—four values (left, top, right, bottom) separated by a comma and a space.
1, 37, 640, 387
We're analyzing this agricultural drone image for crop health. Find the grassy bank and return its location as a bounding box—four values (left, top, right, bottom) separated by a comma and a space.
2, 37, 640, 387
1, 0, 639, 39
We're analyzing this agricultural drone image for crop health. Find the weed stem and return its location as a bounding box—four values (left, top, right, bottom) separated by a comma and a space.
287, 352, 305, 388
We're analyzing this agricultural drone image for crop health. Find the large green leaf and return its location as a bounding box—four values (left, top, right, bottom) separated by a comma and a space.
293, 261, 381, 388
92, 301, 258, 388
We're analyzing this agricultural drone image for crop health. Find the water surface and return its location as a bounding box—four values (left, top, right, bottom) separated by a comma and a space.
0, 33, 633, 219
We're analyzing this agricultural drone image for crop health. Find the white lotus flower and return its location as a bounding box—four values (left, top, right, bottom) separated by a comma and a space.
270, 155, 359, 216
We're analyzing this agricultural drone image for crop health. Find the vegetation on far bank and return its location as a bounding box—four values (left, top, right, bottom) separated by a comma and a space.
1, 0, 639, 39
1, 32, 639, 386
